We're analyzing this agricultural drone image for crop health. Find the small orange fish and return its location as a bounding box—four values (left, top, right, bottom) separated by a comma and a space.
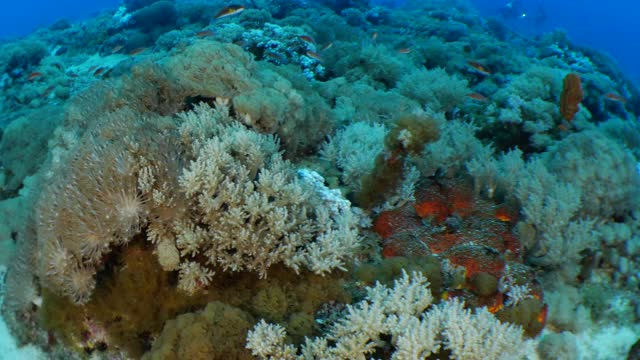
306, 50, 323, 62
467, 60, 491, 75
215, 4, 245, 19
537, 304, 548, 325
195, 30, 215, 38
604, 92, 627, 104
298, 35, 316, 45
233, 40, 248, 47
557, 120, 573, 132
93, 67, 107, 76
467, 92, 489, 102
42, 85, 55, 98
494, 207, 513, 222
264, 51, 287, 64
128, 47, 147, 56
372, 31, 378, 42
397, 47, 412, 54
111, 45, 124, 53
488, 292, 504, 314
27, 71, 43, 81
321, 42, 333, 51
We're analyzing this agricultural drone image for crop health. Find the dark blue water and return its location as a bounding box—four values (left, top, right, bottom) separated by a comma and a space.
0, 0, 119, 38
1, 0, 638, 83
470, 0, 640, 83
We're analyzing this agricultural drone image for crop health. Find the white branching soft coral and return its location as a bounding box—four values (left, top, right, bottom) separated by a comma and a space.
173, 104, 360, 288
177, 261, 214, 295
544, 130, 640, 218
35, 102, 361, 302
398, 67, 470, 113
320, 121, 387, 189
421, 118, 490, 178
247, 271, 538, 360
468, 148, 599, 270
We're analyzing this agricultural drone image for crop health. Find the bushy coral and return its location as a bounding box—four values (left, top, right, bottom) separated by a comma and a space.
468, 148, 598, 272
0, 39, 47, 75
36, 101, 360, 302
468, 130, 639, 278
176, 104, 359, 283
320, 78, 420, 125
418, 117, 490, 177
0, 107, 62, 193
166, 40, 335, 155
320, 121, 388, 190
36, 109, 160, 303
543, 130, 640, 218
327, 42, 416, 88
398, 67, 469, 113
247, 271, 538, 359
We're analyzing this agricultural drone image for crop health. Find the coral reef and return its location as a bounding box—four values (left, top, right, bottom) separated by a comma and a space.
247, 271, 538, 359
0, 106, 62, 194
372, 176, 546, 336
36, 102, 360, 303
0, 0, 639, 358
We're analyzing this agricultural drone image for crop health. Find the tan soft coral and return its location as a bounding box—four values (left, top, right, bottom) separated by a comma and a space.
36, 102, 360, 303
142, 301, 255, 360
167, 41, 335, 155
36, 108, 168, 303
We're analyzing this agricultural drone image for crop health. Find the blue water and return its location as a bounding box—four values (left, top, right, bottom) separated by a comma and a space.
0, 0, 119, 37
3, 0, 636, 84
469, 0, 640, 83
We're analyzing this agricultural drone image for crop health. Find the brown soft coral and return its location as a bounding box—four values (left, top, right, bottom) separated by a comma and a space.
36, 108, 169, 303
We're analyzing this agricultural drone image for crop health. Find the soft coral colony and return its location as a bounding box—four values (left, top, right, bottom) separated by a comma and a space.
0, 0, 640, 359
